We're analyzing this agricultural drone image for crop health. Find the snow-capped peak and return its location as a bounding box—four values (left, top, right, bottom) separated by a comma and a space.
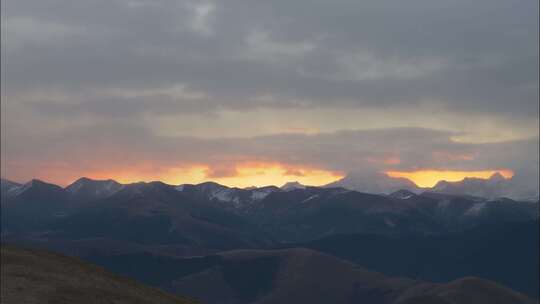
1, 178, 23, 198
389, 189, 417, 200
65, 177, 123, 198
281, 181, 306, 191
488, 172, 506, 183
250, 188, 274, 201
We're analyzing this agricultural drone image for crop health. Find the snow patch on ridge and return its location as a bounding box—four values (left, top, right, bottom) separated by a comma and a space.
301, 194, 319, 204
465, 202, 487, 216
251, 189, 273, 201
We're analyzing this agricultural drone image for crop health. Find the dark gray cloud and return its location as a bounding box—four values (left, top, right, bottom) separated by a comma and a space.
1, 0, 538, 190
2, 0, 538, 115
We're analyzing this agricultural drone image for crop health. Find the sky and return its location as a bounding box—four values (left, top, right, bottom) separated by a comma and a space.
1, 0, 538, 190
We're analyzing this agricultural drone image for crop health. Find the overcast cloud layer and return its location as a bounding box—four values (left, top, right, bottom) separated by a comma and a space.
1, 0, 538, 190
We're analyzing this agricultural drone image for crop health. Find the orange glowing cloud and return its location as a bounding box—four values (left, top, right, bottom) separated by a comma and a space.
208, 162, 344, 188
385, 169, 514, 188
82, 165, 209, 186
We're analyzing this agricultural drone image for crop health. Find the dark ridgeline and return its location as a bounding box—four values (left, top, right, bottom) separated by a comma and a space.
1, 177, 538, 304
84, 248, 537, 304
290, 219, 540, 298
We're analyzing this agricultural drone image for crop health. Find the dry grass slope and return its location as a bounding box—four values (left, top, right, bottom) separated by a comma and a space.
396, 277, 537, 304
1, 245, 198, 304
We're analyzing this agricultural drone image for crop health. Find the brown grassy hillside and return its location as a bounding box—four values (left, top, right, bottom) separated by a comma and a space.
1, 245, 198, 304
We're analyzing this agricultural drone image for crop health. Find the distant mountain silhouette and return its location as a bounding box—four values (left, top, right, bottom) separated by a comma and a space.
326, 172, 539, 200
326, 171, 421, 194
431, 173, 539, 200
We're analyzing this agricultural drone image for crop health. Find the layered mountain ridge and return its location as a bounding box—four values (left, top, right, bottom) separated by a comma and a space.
2, 172, 536, 204
1, 176, 538, 303
2, 176, 537, 245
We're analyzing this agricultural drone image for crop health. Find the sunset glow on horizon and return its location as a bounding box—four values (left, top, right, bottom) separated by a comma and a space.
20, 162, 345, 188
208, 163, 344, 188
386, 169, 514, 188
2, 160, 521, 190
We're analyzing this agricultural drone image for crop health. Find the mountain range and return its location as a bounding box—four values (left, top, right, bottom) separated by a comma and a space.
3, 171, 538, 206
2, 177, 538, 245
1, 176, 538, 303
